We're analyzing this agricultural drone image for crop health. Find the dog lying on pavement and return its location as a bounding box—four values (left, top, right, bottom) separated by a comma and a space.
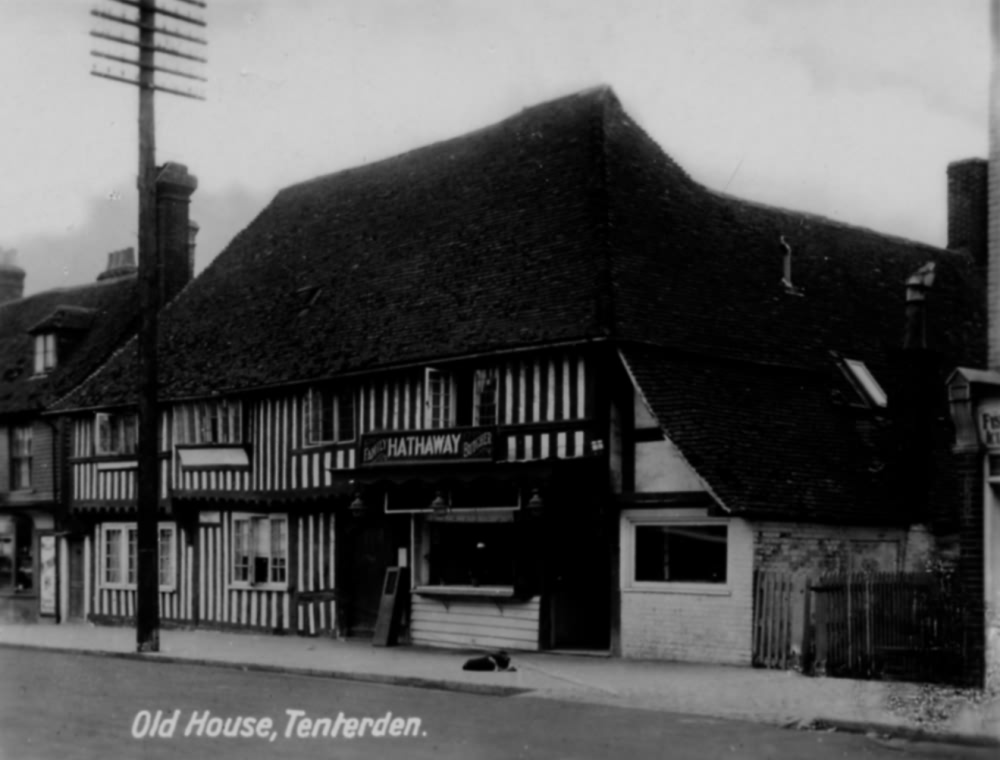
462, 651, 516, 672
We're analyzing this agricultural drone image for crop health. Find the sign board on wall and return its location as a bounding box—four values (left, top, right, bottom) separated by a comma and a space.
979, 400, 1000, 448
39, 535, 56, 617
360, 428, 496, 466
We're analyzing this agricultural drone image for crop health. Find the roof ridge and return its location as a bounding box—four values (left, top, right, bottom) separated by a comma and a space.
275, 85, 625, 201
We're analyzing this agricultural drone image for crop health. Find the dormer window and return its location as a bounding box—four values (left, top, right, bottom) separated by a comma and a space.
33, 333, 56, 375
843, 359, 887, 408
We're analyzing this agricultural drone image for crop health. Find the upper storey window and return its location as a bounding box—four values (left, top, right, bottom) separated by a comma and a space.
175, 400, 243, 445
33, 334, 56, 375
10, 426, 32, 490
305, 387, 356, 445
472, 369, 499, 427
424, 368, 455, 429
95, 413, 138, 456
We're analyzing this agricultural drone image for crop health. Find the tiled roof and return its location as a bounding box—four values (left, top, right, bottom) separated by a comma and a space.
52, 86, 984, 424
621, 344, 961, 521
0, 276, 138, 415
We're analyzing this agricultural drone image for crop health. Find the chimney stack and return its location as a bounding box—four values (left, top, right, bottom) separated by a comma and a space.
96, 246, 138, 281
947, 159, 988, 270
155, 162, 198, 308
0, 247, 25, 304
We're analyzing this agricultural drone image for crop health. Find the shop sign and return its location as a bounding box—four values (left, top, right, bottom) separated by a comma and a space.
979, 400, 1000, 448
39, 535, 56, 617
360, 427, 496, 465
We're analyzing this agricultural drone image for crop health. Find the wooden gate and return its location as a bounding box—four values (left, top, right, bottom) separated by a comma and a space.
752, 571, 809, 669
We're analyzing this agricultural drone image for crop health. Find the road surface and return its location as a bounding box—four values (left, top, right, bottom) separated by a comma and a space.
0, 647, 992, 759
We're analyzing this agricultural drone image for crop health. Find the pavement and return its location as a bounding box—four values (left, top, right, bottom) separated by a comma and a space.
1, 621, 998, 747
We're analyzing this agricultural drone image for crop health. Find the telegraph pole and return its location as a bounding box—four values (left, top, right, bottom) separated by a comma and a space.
90, 0, 207, 653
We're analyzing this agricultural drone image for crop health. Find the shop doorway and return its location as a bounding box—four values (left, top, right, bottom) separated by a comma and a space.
338, 513, 409, 638
547, 513, 611, 651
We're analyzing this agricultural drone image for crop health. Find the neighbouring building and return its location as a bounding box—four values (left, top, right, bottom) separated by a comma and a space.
48, 89, 985, 667
0, 162, 197, 623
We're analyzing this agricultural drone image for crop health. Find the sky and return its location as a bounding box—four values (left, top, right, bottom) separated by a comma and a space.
0, 0, 991, 297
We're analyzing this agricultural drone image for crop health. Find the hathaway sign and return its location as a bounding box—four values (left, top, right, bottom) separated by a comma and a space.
360, 428, 496, 465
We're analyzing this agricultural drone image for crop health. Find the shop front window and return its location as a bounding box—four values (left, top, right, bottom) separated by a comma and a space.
425, 515, 515, 587
0, 515, 33, 593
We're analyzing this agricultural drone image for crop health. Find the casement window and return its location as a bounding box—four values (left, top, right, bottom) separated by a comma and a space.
10, 425, 32, 490
33, 333, 57, 375
231, 514, 288, 588
632, 522, 728, 585
0, 515, 33, 593
305, 387, 356, 445
472, 368, 499, 427
174, 400, 242, 445
99, 522, 176, 590
424, 368, 455, 429
95, 413, 138, 456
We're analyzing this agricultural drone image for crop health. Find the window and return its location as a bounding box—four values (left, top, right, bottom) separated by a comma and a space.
174, 400, 242, 444
232, 514, 287, 587
305, 387, 355, 445
0, 515, 33, 592
95, 413, 138, 456
10, 425, 31, 490
33, 333, 56, 375
633, 523, 728, 584
472, 369, 498, 427
423, 513, 515, 588
424, 368, 454, 429
99, 522, 176, 590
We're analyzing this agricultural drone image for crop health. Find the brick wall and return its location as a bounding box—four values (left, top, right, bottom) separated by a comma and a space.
619, 512, 754, 665
752, 522, 932, 576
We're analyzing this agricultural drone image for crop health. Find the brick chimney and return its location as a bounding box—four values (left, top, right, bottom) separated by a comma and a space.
96, 246, 138, 281
155, 162, 198, 308
0, 247, 25, 304
947, 159, 988, 270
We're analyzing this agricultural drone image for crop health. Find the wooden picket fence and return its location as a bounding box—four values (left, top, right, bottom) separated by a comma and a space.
752, 571, 808, 670
811, 572, 968, 684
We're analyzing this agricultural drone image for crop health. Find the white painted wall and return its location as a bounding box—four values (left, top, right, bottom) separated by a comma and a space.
635, 439, 705, 493
619, 509, 754, 665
